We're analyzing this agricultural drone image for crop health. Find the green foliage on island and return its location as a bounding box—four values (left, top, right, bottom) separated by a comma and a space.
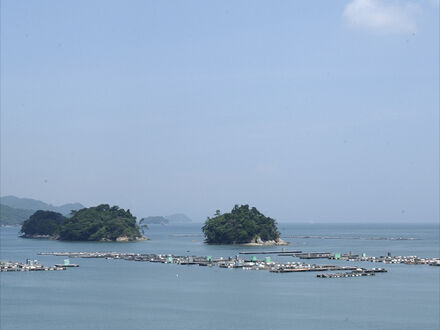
21, 210, 65, 236
60, 205, 142, 241
202, 205, 280, 244
20, 204, 144, 241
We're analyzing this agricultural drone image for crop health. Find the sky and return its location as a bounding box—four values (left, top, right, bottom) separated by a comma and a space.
1, 0, 439, 223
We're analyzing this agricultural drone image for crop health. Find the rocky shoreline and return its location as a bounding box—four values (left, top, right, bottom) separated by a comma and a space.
20, 234, 59, 240
242, 237, 289, 246
106, 236, 148, 242
20, 234, 148, 242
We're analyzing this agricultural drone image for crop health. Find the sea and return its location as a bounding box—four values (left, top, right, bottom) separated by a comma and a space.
1, 223, 439, 330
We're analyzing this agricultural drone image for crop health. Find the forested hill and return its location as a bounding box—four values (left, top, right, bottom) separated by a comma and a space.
202, 205, 281, 244
20, 204, 145, 241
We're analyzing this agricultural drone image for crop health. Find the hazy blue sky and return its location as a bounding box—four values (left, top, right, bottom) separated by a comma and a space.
1, 0, 438, 223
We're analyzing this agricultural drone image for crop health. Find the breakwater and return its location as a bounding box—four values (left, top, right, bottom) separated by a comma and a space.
1, 260, 67, 272
268, 251, 440, 265
317, 268, 387, 278
239, 250, 302, 255
340, 254, 440, 266
281, 235, 421, 241
37, 251, 387, 278
41, 250, 438, 266
324, 252, 439, 266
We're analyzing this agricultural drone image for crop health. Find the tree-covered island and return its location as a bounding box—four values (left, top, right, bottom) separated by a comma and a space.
20, 204, 146, 242
202, 204, 287, 245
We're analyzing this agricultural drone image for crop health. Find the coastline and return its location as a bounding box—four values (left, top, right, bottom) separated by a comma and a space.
205, 238, 289, 246
20, 234, 149, 242
241, 238, 289, 246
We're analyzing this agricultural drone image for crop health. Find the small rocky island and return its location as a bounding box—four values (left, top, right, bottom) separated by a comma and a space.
20, 204, 146, 242
202, 204, 287, 245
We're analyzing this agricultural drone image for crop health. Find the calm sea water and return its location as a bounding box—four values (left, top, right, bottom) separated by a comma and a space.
1, 223, 439, 330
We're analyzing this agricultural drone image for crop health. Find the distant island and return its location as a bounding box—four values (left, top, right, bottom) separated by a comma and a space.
21, 204, 146, 242
0, 195, 84, 226
141, 216, 169, 225
140, 213, 192, 225
165, 213, 192, 223
202, 204, 287, 245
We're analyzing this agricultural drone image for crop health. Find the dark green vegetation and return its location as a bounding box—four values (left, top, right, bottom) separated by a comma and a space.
0, 196, 84, 226
20, 204, 143, 241
21, 211, 64, 236
141, 216, 169, 225
202, 205, 280, 244
60, 205, 142, 241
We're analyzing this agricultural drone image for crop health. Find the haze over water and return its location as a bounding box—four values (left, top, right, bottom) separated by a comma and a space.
1, 224, 439, 330
1, 1, 439, 329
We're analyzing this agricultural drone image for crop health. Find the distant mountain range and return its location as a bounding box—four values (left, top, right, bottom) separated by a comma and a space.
141, 213, 192, 225
0, 196, 84, 226
0, 204, 35, 226
0, 195, 192, 227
